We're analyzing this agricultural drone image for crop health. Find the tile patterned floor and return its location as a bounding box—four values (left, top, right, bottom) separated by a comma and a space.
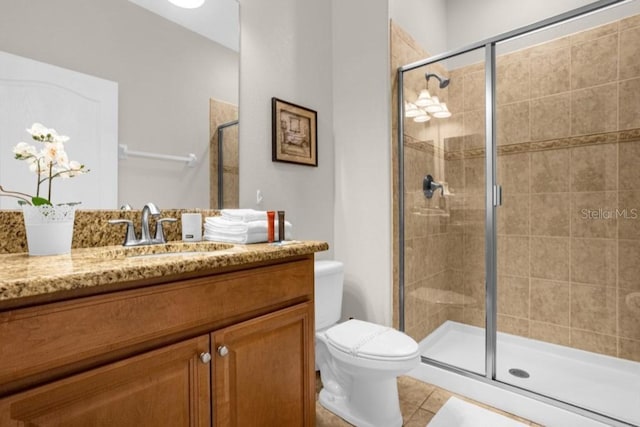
316, 374, 545, 426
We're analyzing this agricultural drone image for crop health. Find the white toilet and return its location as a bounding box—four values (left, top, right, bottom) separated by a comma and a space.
314, 260, 420, 427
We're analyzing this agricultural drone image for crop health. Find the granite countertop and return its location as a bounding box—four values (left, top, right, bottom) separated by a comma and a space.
0, 240, 328, 308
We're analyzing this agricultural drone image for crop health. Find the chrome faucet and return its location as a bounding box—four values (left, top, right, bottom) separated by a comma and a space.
140, 202, 161, 244
109, 202, 177, 246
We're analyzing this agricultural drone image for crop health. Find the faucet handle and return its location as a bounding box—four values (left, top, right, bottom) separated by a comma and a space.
108, 219, 138, 246
154, 218, 177, 243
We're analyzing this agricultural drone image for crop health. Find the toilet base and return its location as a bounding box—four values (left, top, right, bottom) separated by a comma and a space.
318, 377, 403, 427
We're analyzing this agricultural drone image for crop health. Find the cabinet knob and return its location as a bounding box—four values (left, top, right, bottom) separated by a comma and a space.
217, 345, 229, 357
199, 352, 212, 364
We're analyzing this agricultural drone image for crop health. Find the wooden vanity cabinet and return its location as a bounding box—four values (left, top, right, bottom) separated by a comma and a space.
0, 335, 212, 426
0, 255, 316, 427
213, 303, 313, 426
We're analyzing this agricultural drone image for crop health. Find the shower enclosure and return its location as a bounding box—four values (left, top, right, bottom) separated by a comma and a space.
395, 1, 640, 426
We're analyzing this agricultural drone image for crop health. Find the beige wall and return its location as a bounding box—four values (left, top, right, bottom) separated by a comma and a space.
394, 15, 640, 362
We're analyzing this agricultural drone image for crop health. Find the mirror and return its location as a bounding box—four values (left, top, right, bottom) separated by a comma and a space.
0, 0, 239, 209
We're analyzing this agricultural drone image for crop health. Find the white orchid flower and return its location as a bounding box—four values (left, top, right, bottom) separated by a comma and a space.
13, 142, 38, 158
4, 122, 89, 205
42, 142, 65, 164
26, 122, 49, 138
27, 156, 47, 173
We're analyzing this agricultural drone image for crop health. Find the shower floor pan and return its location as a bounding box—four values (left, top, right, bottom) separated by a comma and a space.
420, 321, 640, 426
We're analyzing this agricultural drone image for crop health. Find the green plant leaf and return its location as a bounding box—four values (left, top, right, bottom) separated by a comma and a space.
31, 196, 52, 206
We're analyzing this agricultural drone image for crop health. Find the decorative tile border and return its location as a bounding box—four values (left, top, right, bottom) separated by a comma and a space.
436, 129, 639, 160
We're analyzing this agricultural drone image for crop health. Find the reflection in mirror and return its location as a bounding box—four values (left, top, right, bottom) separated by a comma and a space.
0, 0, 239, 209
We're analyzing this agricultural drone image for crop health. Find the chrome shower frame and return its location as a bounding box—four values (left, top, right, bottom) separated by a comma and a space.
396, 1, 632, 425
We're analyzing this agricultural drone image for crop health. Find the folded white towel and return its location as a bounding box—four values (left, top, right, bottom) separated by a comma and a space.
203, 222, 293, 244
204, 218, 292, 235
204, 232, 269, 244
204, 217, 248, 233
220, 209, 267, 222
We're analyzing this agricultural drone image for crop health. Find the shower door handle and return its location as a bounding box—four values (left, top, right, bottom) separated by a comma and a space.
493, 185, 502, 207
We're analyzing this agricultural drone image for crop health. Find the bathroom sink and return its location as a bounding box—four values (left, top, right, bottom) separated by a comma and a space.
96, 241, 235, 260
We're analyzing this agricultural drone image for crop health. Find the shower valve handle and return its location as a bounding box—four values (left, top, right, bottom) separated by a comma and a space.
423, 174, 444, 199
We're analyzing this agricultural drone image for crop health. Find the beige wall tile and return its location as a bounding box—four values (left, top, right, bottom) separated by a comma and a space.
619, 240, 640, 291
446, 232, 464, 270
619, 142, 640, 190
404, 237, 429, 285
497, 102, 530, 146
618, 191, 640, 240
463, 234, 485, 272
464, 70, 485, 112
447, 69, 465, 114
498, 194, 529, 236
571, 83, 617, 136
497, 315, 529, 336
463, 308, 486, 329
569, 22, 618, 44
570, 329, 617, 357
498, 236, 530, 277
464, 157, 485, 194
428, 234, 449, 275
530, 193, 571, 237
530, 149, 570, 193
571, 33, 618, 90
618, 338, 640, 362
439, 113, 463, 144
619, 288, 640, 340
530, 279, 571, 326
498, 153, 530, 194
619, 78, 640, 130
463, 110, 485, 150
620, 26, 640, 80
570, 238, 617, 286
463, 270, 485, 311
571, 284, 617, 335
463, 194, 485, 236
531, 237, 570, 281
571, 192, 618, 239
497, 56, 530, 105
530, 94, 571, 141
620, 14, 640, 30
530, 47, 570, 98
530, 321, 571, 346
445, 158, 465, 194
570, 144, 617, 192
498, 275, 529, 318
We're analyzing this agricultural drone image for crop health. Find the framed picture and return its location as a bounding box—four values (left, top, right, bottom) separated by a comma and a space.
272, 97, 317, 167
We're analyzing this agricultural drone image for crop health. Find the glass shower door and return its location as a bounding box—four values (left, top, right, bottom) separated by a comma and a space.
494, 5, 640, 425
399, 46, 487, 376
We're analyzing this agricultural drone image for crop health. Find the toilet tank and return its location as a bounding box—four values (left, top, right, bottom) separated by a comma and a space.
314, 260, 344, 331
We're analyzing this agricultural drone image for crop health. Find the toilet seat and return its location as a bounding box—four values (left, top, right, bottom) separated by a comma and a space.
325, 319, 420, 362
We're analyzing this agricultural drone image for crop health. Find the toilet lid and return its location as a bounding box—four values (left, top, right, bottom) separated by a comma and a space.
325, 319, 419, 361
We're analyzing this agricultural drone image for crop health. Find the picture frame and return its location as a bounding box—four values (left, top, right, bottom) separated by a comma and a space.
272, 97, 318, 167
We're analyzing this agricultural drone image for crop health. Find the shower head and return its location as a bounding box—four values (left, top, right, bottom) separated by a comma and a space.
426, 72, 450, 89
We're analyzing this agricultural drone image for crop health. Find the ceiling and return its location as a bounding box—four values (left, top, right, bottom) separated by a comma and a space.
128, 0, 239, 52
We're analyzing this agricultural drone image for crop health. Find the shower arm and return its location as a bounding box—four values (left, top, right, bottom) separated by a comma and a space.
423, 175, 444, 199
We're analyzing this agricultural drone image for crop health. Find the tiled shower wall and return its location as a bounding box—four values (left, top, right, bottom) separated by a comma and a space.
391, 22, 460, 342
392, 15, 640, 362
209, 99, 239, 209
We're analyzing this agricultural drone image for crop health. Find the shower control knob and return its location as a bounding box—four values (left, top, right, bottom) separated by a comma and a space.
217, 345, 229, 357
199, 352, 212, 364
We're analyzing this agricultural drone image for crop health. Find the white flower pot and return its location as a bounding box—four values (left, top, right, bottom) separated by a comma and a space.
22, 204, 76, 256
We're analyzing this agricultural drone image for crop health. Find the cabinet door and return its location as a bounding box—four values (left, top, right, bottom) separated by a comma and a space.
213, 302, 315, 427
0, 335, 211, 427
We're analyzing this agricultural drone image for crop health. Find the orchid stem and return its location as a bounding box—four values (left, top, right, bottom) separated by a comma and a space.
47, 162, 53, 202
0, 186, 32, 204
